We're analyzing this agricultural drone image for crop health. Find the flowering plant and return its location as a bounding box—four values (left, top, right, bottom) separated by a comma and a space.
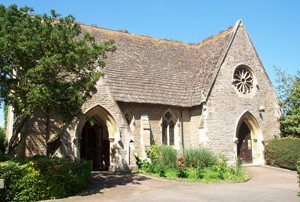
176, 157, 188, 178
178, 157, 184, 162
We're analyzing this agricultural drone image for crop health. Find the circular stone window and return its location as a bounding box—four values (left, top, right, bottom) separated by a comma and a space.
233, 66, 254, 94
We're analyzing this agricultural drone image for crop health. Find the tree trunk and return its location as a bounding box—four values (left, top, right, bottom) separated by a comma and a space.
46, 109, 51, 156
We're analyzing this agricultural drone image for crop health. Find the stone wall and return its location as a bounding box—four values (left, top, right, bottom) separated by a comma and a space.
203, 22, 280, 163
116, 102, 203, 157
18, 78, 133, 172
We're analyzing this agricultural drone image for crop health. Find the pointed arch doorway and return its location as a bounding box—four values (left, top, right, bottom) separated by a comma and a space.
77, 105, 119, 171
80, 118, 110, 171
237, 122, 253, 163
235, 112, 264, 165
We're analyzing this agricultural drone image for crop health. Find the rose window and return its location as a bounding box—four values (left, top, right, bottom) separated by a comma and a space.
233, 67, 254, 94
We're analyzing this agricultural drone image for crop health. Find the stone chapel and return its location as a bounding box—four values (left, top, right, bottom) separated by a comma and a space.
6, 20, 280, 172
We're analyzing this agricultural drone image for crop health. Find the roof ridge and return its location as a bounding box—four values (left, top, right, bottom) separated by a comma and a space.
79, 22, 234, 47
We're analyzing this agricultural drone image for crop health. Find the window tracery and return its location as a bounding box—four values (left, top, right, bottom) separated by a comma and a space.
233, 66, 254, 94
162, 111, 175, 146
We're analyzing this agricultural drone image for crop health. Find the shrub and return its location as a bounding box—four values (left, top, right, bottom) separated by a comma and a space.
176, 157, 188, 178
265, 137, 300, 170
0, 127, 6, 153
136, 144, 177, 175
147, 144, 177, 173
156, 145, 177, 169
213, 155, 228, 180
183, 148, 218, 169
0, 156, 92, 201
138, 145, 248, 182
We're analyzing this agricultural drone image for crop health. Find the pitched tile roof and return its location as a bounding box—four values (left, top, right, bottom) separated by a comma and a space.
81, 23, 235, 107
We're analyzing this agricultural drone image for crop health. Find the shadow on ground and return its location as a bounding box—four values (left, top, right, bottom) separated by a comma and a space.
79, 172, 151, 196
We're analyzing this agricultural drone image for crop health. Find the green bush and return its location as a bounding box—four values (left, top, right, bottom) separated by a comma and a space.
135, 155, 151, 172
137, 145, 248, 182
148, 144, 177, 173
265, 137, 300, 170
183, 148, 218, 169
0, 127, 6, 153
0, 156, 92, 201
213, 156, 228, 180
156, 145, 177, 169
136, 144, 178, 175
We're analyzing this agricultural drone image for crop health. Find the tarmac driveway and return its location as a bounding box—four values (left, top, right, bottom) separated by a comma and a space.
45, 166, 299, 202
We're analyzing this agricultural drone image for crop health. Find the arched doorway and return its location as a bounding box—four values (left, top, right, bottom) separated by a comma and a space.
80, 118, 110, 171
77, 105, 119, 171
237, 122, 253, 163
235, 112, 264, 165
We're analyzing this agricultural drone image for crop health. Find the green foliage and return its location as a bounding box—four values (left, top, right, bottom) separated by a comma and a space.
213, 155, 228, 180
274, 67, 300, 137
0, 156, 92, 201
145, 144, 177, 174
135, 155, 151, 172
155, 145, 177, 169
280, 77, 300, 137
194, 158, 247, 182
176, 168, 188, 178
183, 147, 218, 169
137, 145, 248, 182
194, 155, 227, 180
265, 137, 300, 170
0, 127, 6, 153
0, 4, 116, 153
196, 167, 220, 181
176, 157, 188, 178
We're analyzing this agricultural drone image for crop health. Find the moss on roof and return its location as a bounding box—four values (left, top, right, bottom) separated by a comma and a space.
80, 23, 235, 107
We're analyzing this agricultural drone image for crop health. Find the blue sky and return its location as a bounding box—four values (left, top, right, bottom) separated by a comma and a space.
0, 0, 299, 127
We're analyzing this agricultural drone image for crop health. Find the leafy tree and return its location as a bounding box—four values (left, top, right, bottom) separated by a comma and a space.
0, 4, 116, 154
0, 126, 6, 153
275, 66, 300, 137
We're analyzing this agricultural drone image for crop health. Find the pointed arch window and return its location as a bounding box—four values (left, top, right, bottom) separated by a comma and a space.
162, 111, 175, 146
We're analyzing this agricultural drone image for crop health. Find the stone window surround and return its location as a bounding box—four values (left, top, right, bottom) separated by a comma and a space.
161, 110, 177, 146
232, 64, 257, 96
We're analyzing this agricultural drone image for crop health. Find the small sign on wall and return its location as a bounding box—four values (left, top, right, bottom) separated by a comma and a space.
247, 139, 252, 150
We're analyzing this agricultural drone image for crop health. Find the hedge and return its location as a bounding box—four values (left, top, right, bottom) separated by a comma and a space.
264, 137, 300, 170
0, 156, 92, 201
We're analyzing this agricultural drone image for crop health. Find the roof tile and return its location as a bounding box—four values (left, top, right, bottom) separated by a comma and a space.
81, 25, 234, 107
